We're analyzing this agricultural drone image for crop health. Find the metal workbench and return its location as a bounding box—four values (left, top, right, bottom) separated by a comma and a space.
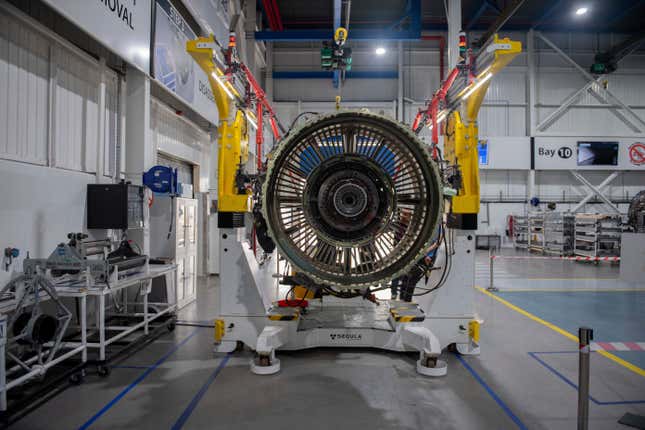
60, 264, 178, 372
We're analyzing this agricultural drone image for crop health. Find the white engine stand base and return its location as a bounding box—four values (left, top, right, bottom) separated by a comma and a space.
456, 342, 481, 356
250, 357, 281, 375
416, 359, 447, 377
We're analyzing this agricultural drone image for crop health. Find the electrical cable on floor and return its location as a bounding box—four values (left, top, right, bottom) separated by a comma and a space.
175, 322, 215, 328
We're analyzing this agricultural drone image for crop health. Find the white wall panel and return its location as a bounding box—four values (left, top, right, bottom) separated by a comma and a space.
150, 98, 211, 191
54, 45, 100, 172
0, 159, 96, 285
103, 70, 119, 177
404, 67, 441, 101
478, 106, 526, 136
0, 9, 49, 165
484, 71, 525, 104
274, 78, 396, 102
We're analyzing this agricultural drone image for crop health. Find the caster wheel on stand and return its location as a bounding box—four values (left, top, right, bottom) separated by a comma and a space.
416, 356, 447, 377
97, 364, 111, 377
250, 355, 281, 375
69, 370, 86, 385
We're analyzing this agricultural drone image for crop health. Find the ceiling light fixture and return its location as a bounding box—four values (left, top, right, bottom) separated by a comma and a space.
375, 47, 386, 56
575, 6, 589, 15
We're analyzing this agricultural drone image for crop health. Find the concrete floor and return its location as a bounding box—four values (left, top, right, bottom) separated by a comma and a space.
11, 250, 645, 430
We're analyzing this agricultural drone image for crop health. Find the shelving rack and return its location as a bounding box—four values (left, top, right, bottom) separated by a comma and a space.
511, 215, 529, 249
528, 212, 545, 253
544, 212, 575, 256
574, 214, 623, 259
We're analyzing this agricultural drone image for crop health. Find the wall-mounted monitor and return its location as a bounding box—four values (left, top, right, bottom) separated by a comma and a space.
577, 141, 619, 166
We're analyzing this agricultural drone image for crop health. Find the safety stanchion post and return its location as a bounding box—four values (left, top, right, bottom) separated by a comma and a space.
487, 247, 498, 292
578, 327, 593, 430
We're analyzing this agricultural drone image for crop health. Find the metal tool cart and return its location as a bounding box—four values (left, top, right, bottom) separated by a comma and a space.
511, 215, 529, 249
574, 214, 623, 260
528, 212, 546, 253
544, 212, 575, 256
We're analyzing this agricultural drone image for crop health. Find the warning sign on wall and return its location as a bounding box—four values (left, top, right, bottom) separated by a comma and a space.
629, 142, 645, 166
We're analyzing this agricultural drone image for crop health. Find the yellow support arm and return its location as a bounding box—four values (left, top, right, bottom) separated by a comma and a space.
444, 35, 521, 217
464, 35, 522, 122
186, 35, 240, 120
444, 111, 480, 215
187, 36, 252, 213
218, 110, 252, 212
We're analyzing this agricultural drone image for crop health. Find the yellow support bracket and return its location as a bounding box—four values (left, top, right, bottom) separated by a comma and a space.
187, 35, 252, 213
465, 35, 521, 122
445, 34, 521, 215
186, 35, 240, 121
214, 319, 225, 343
468, 320, 480, 344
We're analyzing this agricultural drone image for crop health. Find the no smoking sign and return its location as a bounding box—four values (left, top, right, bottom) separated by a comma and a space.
629, 142, 645, 166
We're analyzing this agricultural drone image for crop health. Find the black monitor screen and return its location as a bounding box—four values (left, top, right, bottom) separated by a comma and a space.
577, 142, 619, 166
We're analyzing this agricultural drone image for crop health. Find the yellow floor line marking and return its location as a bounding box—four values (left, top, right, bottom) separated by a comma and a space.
478, 277, 620, 281
521, 277, 620, 281
475, 286, 645, 378
495, 288, 645, 293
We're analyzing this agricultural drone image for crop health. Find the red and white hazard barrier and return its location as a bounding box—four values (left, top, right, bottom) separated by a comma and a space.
490, 255, 620, 262
591, 342, 645, 352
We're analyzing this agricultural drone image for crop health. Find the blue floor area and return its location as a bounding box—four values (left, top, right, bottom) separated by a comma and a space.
611, 351, 645, 370
496, 291, 645, 369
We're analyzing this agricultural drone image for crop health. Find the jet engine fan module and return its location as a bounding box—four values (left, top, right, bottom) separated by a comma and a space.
262, 111, 443, 288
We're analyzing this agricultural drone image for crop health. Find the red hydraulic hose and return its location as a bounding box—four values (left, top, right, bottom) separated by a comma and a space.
261, 0, 277, 30
270, 0, 284, 31
256, 103, 263, 170
269, 117, 280, 139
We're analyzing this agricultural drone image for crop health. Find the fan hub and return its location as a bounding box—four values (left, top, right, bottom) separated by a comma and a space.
305, 156, 393, 245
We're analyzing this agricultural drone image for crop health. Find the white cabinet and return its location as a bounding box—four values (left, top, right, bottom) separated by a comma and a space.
150, 197, 198, 309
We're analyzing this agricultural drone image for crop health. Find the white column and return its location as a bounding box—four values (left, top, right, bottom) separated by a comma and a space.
526, 30, 537, 206
124, 65, 154, 254
526, 29, 537, 136
527, 169, 536, 200
245, 0, 257, 76
96, 57, 107, 183
447, 0, 462, 69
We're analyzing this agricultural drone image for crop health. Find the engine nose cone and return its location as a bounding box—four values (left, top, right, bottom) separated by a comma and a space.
334, 182, 367, 215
